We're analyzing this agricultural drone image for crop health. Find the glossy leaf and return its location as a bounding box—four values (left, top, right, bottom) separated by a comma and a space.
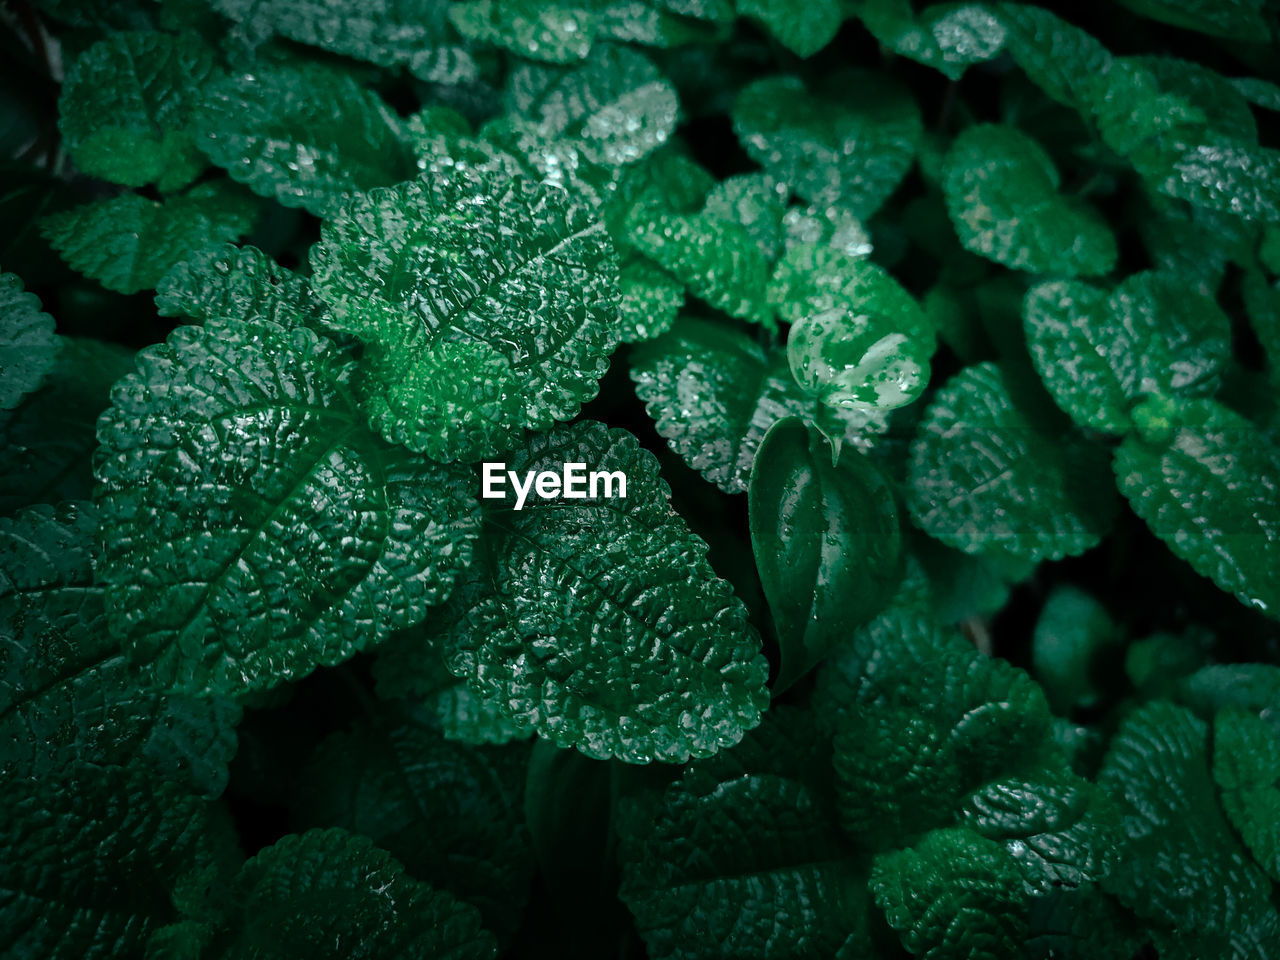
1214, 709, 1280, 883
1099, 701, 1274, 934
772, 244, 933, 412
212, 0, 476, 82
39, 184, 255, 295
58, 31, 216, 192
630, 316, 889, 494
311, 169, 620, 460
94, 316, 481, 697
733, 72, 922, 218
907, 363, 1117, 562
294, 709, 532, 940
619, 712, 872, 959
995, 3, 1113, 115
0, 503, 238, 792
0, 270, 59, 410
856, 0, 1007, 80
1114, 398, 1280, 619
872, 827, 1028, 960
749, 418, 902, 691
441, 421, 770, 764
617, 257, 683, 341
943, 124, 1117, 276
156, 244, 323, 330
1023, 271, 1232, 435
194, 63, 419, 218
0, 762, 228, 959
220, 829, 498, 959
506, 45, 679, 166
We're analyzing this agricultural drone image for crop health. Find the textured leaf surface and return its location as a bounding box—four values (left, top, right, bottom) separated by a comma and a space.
443, 421, 769, 763
0, 503, 238, 792
95, 317, 480, 697
959, 771, 1118, 894
212, 0, 475, 80
195, 63, 418, 218
631, 316, 889, 494
311, 169, 620, 460
295, 710, 532, 939
831, 642, 1052, 848
0, 762, 225, 959
907, 363, 1117, 562
1214, 709, 1280, 882
943, 124, 1116, 276
1099, 701, 1274, 933
872, 827, 1027, 960
738, 0, 843, 57
40, 184, 255, 295
1024, 272, 1231, 434
773, 244, 933, 412
856, 0, 1007, 80
1114, 399, 1280, 619
749, 418, 902, 691
0, 270, 59, 410
0, 338, 134, 512
995, 3, 1113, 114
156, 244, 323, 330
619, 714, 871, 959
627, 202, 774, 326
59, 31, 216, 191
507, 46, 678, 166
617, 257, 682, 341
222, 828, 497, 959
733, 72, 922, 218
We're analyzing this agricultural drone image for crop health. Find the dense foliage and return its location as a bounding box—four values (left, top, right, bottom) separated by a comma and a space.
2, 0, 1279, 957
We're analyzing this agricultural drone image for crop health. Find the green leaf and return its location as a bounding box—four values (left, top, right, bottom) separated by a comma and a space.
749, 418, 902, 691
780, 202, 873, 259
294, 709, 532, 940
907, 362, 1117, 563
732, 72, 922, 218
855, 0, 1007, 80
156, 244, 324, 330
942, 124, 1117, 276
0, 338, 134, 513
772, 244, 933, 412
212, 0, 477, 82
194, 63, 419, 218
442, 421, 769, 763
626, 202, 775, 326
39, 183, 256, 295
1023, 271, 1232, 435
1023, 887, 1144, 960
0, 269, 59, 410
630, 316, 889, 494
311, 169, 620, 461
1114, 398, 1280, 618
1099, 700, 1274, 934
1112, 0, 1269, 41
1214, 709, 1280, 882
1030, 584, 1120, 714
617, 257, 683, 341
702, 173, 788, 259
619, 711, 872, 959
994, 3, 1113, 115
1176, 664, 1280, 725
0, 502, 239, 793
220, 828, 498, 959
959, 771, 1119, 894
506, 45, 679, 166
831, 643, 1052, 848
872, 827, 1028, 960
94, 316, 481, 698
58, 31, 216, 192
738, 0, 843, 57
0, 762, 228, 959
